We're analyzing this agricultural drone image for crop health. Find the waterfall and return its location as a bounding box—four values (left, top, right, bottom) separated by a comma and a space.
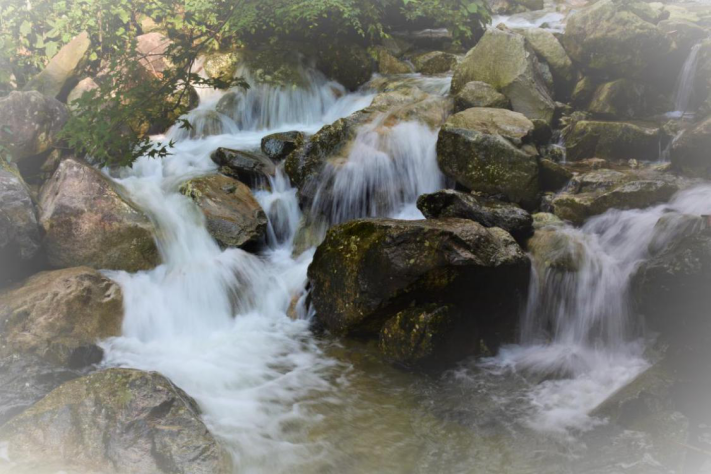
488, 184, 711, 434
669, 42, 703, 118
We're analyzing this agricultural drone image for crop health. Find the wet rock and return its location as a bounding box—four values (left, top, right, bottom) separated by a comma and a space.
532, 212, 564, 229
671, 115, 711, 178
136, 32, 172, 79
436, 108, 540, 208
647, 212, 705, 256
376, 47, 413, 75
308, 218, 530, 346
39, 158, 159, 271
210, 147, 275, 187
0, 161, 41, 282
203, 50, 239, 83
260, 131, 304, 162
180, 174, 267, 248
527, 227, 585, 273
411, 51, 458, 75
215, 90, 242, 124
451, 28, 556, 123
515, 28, 575, 100
587, 79, 668, 120
539, 158, 572, 193
0, 267, 122, 367
317, 43, 374, 91
0, 91, 69, 163
564, 120, 661, 162
453, 81, 511, 112
561, 0, 673, 78
0, 368, 230, 474
379, 304, 469, 369
24, 31, 91, 99
417, 189, 533, 241
570, 168, 628, 193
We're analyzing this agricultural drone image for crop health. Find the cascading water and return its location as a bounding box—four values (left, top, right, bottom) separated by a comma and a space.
669, 42, 704, 118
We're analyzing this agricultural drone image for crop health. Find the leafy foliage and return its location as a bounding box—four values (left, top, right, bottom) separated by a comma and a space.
1, 0, 489, 166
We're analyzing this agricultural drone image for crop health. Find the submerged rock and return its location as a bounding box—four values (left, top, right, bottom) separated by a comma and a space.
180, 174, 267, 248
671, 115, 711, 178
308, 218, 530, 352
564, 120, 661, 162
0, 267, 122, 368
417, 189, 533, 241
451, 27, 556, 123
0, 91, 69, 163
0, 369, 230, 474
24, 31, 91, 99
561, 0, 672, 78
453, 81, 510, 112
436, 108, 540, 208
39, 158, 160, 272
210, 147, 275, 187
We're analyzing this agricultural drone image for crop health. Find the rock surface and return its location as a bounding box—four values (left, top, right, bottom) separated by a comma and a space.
671, 115, 711, 178
564, 120, 660, 162
0, 369, 230, 474
39, 158, 160, 272
451, 28, 556, 123
180, 174, 267, 248
317, 43, 373, 91
0, 91, 69, 162
411, 51, 458, 75
417, 189, 533, 241
136, 32, 172, 79
436, 108, 540, 208
210, 147, 275, 187
260, 131, 304, 161
587, 79, 667, 119
454, 81, 510, 112
24, 31, 91, 99
0, 267, 122, 368
515, 27, 576, 99
308, 218, 530, 351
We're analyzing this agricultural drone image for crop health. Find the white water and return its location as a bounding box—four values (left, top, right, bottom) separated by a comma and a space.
492, 11, 566, 32
668, 42, 703, 118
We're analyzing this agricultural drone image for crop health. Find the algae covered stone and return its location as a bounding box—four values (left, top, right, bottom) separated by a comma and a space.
454, 81, 510, 112
564, 120, 660, 162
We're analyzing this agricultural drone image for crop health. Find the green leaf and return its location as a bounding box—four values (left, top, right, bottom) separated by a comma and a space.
44, 41, 58, 57
19, 20, 32, 37
466, 2, 479, 13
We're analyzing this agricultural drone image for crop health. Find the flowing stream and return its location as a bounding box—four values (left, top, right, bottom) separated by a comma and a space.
98, 64, 711, 473
668, 41, 704, 119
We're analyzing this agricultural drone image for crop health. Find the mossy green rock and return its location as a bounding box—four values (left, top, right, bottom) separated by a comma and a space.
376, 47, 413, 75
437, 108, 540, 208
39, 158, 160, 272
561, 0, 672, 78
308, 218, 530, 340
671, 115, 711, 178
451, 28, 555, 123
0, 267, 122, 368
203, 51, 240, 83
587, 79, 668, 119
0, 369, 230, 474
411, 51, 458, 75
24, 31, 91, 99
379, 304, 471, 369
527, 227, 585, 273
565, 120, 660, 162
317, 43, 373, 91
0, 91, 68, 163
454, 81, 510, 112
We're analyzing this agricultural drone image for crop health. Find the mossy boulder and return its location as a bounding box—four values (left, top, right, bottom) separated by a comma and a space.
39, 158, 160, 272
0, 369, 230, 474
375, 47, 413, 75
203, 50, 240, 83
0, 267, 122, 368
515, 28, 576, 100
587, 79, 669, 119
436, 108, 540, 208
527, 227, 585, 273
379, 304, 471, 369
564, 120, 661, 162
317, 43, 374, 91
561, 0, 672, 78
210, 147, 275, 187
0, 91, 68, 163
180, 174, 267, 249
539, 158, 572, 193
417, 189, 533, 242
411, 51, 458, 75
454, 81, 510, 112
308, 218, 530, 346
671, 115, 711, 178
451, 28, 556, 123
24, 31, 92, 100
260, 131, 304, 161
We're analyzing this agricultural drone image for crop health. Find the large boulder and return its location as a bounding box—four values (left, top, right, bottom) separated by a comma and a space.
180, 174, 267, 248
561, 0, 672, 78
317, 43, 374, 91
0, 161, 41, 283
586, 79, 668, 120
436, 108, 540, 208
39, 158, 160, 272
0, 91, 69, 163
202, 50, 240, 84
0, 369, 230, 474
453, 81, 511, 112
411, 51, 458, 75
136, 32, 172, 79
671, 115, 711, 178
308, 218, 530, 348
564, 120, 661, 162
515, 28, 576, 99
375, 47, 413, 75
451, 28, 556, 123
24, 31, 92, 99
0, 267, 122, 368
210, 147, 275, 187
417, 189, 533, 241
